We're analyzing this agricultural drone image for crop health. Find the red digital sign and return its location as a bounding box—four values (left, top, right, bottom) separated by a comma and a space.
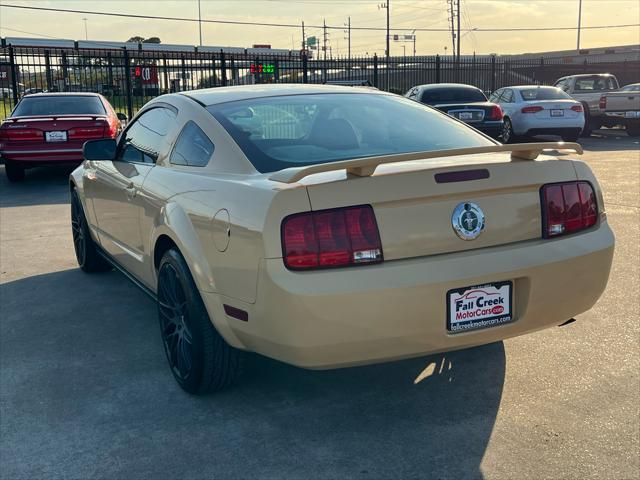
134, 65, 158, 84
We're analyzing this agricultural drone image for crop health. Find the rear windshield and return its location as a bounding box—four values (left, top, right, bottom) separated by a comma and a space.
207, 93, 494, 173
12, 96, 106, 116
520, 87, 571, 101
573, 76, 618, 92
420, 87, 487, 105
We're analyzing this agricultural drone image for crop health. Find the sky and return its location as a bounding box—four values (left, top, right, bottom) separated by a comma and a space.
0, 0, 638, 56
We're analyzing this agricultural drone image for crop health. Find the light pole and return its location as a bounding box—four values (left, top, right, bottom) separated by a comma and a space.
197, 0, 203, 46
577, 0, 583, 51
82, 18, 88, 41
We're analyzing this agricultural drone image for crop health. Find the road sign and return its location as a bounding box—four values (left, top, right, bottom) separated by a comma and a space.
307, 36, 317, 46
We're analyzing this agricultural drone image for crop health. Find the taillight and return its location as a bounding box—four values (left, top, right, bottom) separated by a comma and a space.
599, 96, 606, 110
488, 105, 503, 120
282, 205, 383, 270
541, 181, 598, 238
106, 120, 118, 138
571, 104, 583, 113
68, 125, 106, 140
521, 106, 544, 114
0, 126, 42, 141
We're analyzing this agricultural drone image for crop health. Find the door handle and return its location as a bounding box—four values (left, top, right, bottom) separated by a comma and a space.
125, 183, 137, 200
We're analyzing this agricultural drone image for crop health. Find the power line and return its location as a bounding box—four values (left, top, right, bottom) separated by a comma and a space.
1, 4, 638, 32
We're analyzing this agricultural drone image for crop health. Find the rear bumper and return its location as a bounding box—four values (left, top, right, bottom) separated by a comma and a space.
514, 117, 584, 136
472, 121, 503, 138
525, 127, 583, 137
211, 223, 614, 369
0, 148, 84, 165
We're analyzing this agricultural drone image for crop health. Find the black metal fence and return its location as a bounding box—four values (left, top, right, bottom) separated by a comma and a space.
2, 44, 639, 119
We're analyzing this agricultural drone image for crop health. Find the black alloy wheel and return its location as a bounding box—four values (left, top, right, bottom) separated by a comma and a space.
71, 189, 110, 272
158, 262, 194, 383
157, 248, 243, 394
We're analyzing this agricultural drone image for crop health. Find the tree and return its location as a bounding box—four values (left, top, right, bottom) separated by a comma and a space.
126, 36, 161, 43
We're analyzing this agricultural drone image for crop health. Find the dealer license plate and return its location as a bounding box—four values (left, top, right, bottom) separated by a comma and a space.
447, 281, 513, 333
45, 131, 67, 142
550, 109, 564, 117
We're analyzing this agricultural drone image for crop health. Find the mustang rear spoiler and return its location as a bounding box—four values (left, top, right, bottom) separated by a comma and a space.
268, 142, 583, 184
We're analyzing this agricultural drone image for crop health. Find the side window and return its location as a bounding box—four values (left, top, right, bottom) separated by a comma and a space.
117, 107, 177, 164
502, 89, 514, 103
170, 121, 215, 167
489, 89, 502, 102
407, 88, 417, 99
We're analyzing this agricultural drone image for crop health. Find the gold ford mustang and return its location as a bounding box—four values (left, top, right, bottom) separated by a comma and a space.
70, 84, 615, 394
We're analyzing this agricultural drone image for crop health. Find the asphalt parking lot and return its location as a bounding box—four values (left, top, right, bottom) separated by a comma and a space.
1, 131, 638, 479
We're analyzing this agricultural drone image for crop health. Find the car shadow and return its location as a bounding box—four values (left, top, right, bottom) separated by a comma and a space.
0, 164, 75, 207
526, 130, 640, 153
0, 267, 505, 479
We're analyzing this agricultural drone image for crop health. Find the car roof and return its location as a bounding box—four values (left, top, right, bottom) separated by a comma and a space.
415, 83, 482, 91
507, 85, 562, 90
179, 84, 389, 106
20, 92, 102, 98
562, 73, 615, 79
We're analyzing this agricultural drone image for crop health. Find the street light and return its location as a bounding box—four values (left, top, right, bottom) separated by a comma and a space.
197, 0, 203, 46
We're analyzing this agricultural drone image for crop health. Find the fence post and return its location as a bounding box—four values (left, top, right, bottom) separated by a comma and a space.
8, 46, 19, 104
274, 58, 280, 82
44, 50, 53, 92
220, 50, 227, 86
302, 52, 308, 84
435, 54, 441, 83
123, 48, 133, 119
181, 55, 187, 90
107, 52, 114, 92
490, 55, 496, 93
61, 51, 69, 92
373, 54, 378, 88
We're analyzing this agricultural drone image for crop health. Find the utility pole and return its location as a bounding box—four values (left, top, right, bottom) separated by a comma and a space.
323, 19, 328, 61
302, 21, 306, 50
576, 0, 583, 51
347, 17, 351, 58
456, 0, 461, 64
412, 29, 416, 57
197, 0, 203, 46
82, 18, 88, 41
378, 2, 390, 89
448, 0, 455, 57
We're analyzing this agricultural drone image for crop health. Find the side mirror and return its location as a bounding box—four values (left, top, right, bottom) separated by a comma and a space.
83, 139, 117, 161
116, 112, 128, 121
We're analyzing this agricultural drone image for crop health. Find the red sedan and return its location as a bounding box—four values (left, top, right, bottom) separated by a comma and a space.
0, 93, 125, 182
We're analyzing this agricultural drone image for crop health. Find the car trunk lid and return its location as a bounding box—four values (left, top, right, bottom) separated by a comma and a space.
0, 115, 110, 148
290, 150, 579, 261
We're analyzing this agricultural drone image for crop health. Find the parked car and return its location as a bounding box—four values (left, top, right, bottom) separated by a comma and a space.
23, 88, 47, 96
489, 86, 585, 143
0, 92, 126, 182
405, 83, 503, 139
598, 83, 640, 136
70, 85, 614, 394
553, 74, 619, 136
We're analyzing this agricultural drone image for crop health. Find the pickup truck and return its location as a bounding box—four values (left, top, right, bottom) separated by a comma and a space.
554, 74, 620, 136
599, 83, 640, 137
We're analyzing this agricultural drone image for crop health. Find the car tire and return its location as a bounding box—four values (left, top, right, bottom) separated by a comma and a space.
626, 124, 640, 137
71, 189, 111, 273
157, 248, 242, 395
501, 118, 518, 144
5, 162, 25, 182
580, 104, 592, 137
